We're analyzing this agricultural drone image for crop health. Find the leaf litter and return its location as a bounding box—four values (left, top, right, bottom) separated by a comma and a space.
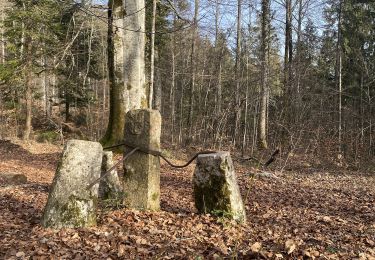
0, 140, 374, 259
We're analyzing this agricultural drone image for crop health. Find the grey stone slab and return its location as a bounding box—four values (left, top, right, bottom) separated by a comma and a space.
41, 140, 103, 228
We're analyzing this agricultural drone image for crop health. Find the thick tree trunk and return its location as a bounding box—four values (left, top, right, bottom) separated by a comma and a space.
101, 0, 126, 146
149, 0, 157, 109
123, 0, 147, 110
258, 0, 270, 149
103, 0, 147, 146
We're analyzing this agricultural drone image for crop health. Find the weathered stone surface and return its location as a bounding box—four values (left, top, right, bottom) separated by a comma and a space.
123, 109, 161, 211
41, 140, 103, 229
99, 151, 123, 201
193, 152, 247, 223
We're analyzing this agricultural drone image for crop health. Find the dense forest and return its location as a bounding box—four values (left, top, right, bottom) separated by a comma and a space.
0, 0, 374, 163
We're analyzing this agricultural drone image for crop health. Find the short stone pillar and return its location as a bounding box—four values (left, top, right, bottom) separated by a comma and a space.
41, 140, 103, 229
193, 152, 247, 223
123, 109, 161, 211
99, 151, 123, 201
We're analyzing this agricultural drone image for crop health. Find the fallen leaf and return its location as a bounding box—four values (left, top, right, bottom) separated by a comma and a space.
285, 239, 296, 254
275, 253, 283, 258
16, 251, 25, 258
250, 242, 262, 253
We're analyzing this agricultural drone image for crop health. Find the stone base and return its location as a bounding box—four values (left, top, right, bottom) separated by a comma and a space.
193, 152, 246, 223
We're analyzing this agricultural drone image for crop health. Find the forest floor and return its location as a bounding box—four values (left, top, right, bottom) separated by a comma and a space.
0, 139, 374, 259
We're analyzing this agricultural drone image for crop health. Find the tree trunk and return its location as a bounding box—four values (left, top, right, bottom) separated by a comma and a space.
258, 0, 270, 149
101, 0, 126, 146
284, 0, 293, 123
123, 0, 147, 110
188, 0, 199, 141
23, 35, 33, 140
336, 0, 343, 158
233, 0, 242, 147
149, 0, 157, 108
295, 0, 303, 118
215, 0, 222, 115
103, 0, 147, 146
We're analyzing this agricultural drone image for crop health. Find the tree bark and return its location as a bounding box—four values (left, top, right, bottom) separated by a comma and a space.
101, 0, 126, 146
188, 0, 199, 140
258, 0, 270, 149
233, 0, 242, 146
102, 0, 147, 147
23, 35, 33, 140
336, 0, 343, 158
149, 0, 157, 109
123, 0, 147, 110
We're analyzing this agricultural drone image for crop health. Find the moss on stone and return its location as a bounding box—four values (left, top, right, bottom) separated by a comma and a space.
59, 195, 97, 228
194, 173, 232, 214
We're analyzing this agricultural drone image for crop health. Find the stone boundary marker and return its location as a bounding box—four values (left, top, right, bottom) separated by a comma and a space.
123, 109, 161, 211
99, 151, 123, 201
193, 152, 247, 223
41, 140, 103, 228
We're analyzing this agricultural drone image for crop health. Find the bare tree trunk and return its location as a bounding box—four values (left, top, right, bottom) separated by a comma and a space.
259, 0, 270, 149
0, 3, 4, 65
23, 35, 32, 140
242, 56, 249, 156
295, 0, 303, 115
123, 0, 147, 110
336, 0, 343, 158
0, 3, 5, 138
101, 0, 126, 146
149, 0, 157, 108
154, 63, 162, 111
188, 0, 199, 141
233, 0, 242, 147
102, 0, 146, 146
83, 15, 94, 88
284, 0, 293, 123
170, 29, 176, 143
215, 0, 222, 114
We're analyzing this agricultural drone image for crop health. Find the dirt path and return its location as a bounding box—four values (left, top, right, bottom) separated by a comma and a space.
0, 140, 374, 259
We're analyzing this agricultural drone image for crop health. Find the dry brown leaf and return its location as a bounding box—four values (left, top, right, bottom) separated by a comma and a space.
285, 239, 296, 254
250, 242, 262, 253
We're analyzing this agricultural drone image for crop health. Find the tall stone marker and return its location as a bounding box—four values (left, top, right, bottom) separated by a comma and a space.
123, 109, 161, 211
193, 152, 247, 223
41, 140, 103, 229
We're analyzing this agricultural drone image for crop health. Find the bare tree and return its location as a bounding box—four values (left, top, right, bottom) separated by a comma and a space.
259, 0, 270, 149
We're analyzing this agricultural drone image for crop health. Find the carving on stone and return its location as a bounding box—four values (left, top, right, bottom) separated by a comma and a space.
128, 112, 144, 135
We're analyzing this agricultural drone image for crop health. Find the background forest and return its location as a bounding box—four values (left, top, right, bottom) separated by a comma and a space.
0, 0, 374, 168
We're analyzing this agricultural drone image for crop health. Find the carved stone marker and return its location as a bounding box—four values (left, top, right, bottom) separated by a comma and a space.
123, 109, 161, 211
193, 152, 247, 223
41, 140, 103, 229
99, 151, 123, 200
